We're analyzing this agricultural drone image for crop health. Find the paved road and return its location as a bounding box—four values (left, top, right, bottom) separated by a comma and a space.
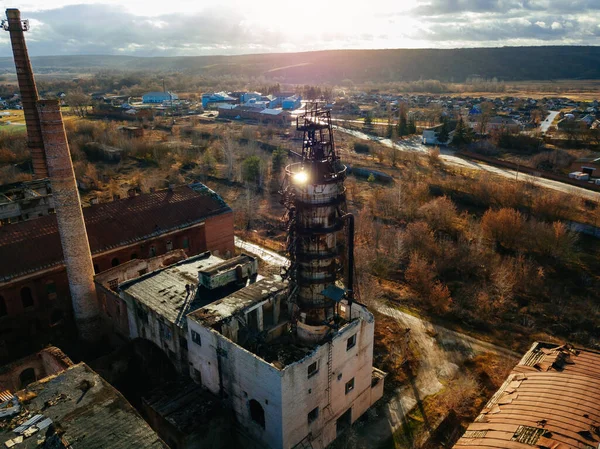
540, 110, 560, 133
335, 126, 600, 202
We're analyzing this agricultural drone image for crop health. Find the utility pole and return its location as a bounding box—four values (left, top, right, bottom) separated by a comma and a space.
162, 77, 174, 125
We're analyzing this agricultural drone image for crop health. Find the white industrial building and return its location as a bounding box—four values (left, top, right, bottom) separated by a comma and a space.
187, 288, 384, 449
96, 252, 384, 449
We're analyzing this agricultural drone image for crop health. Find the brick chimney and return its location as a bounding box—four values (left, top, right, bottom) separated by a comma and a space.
5, 9, 48, 178
37, 99, 100, 340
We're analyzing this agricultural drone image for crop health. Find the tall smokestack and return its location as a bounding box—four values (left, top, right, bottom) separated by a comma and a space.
4, 9, 48, 178
37, 100, 100, 340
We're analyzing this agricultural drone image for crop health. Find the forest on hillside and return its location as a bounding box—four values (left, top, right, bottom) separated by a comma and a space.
0, 46, 599, 84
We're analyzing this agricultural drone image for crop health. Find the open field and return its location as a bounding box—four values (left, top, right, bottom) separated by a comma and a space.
443, 79, 600, 100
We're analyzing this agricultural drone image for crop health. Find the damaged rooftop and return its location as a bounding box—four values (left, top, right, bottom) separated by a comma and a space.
189, 278, 286, 328
0, 363, 167, 449
119, 252, 226, 326
454, 342, 600, 449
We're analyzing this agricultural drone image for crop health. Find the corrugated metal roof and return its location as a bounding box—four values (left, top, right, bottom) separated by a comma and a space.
454, 342, 600, 449
0, 363, 168, 449
0, 185, 231, 282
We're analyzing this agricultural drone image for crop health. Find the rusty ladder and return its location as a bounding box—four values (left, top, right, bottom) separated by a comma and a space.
324, 340, 333, 416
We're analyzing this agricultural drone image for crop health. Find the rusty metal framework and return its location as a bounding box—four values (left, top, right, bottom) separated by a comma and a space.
296, 104, 338, 163
280, 104, 354, 343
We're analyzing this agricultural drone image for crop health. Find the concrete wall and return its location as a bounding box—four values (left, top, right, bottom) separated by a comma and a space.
95, 250, 188, 287
281, 303, 379, 449
96, 284, 130, 340
0, 194, 54, 224
123, 291, 188, 373
187, 321, 285, 449
186, 301, 383, 449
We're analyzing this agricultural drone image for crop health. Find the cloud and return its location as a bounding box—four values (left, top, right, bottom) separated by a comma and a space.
412, 0, 600, 16
406, 0, 600, 46
0, 4, 287, 56
0, 1, 597, 56
412, 0, 524, 16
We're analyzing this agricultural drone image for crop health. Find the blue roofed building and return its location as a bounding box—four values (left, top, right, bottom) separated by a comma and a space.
241, 91, 262, 103
142, 91, 178, 104
202, 92, 236, 109
281, 95, 302, 110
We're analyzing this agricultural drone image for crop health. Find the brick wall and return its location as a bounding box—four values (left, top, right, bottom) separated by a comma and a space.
0, 211, 233, 362
204, 212, 235, 257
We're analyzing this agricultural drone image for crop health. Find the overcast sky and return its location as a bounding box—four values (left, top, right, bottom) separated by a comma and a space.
0, 0, 598, 56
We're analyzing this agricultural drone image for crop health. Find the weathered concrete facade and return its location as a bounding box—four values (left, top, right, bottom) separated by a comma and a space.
37, 100, 99, 341
96, 252, 258, 373
94, 251, 189, 341
187, 293, 385, 449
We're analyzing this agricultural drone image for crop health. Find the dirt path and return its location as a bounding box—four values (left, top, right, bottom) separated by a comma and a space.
236, 238, 520, 448
348, 303, 519, 448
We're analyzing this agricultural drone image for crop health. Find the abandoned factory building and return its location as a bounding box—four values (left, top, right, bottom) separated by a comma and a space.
90, 105, 386, 449
94, 249, 385, 449
0, 179, 54, 225
0, 184, 234, 362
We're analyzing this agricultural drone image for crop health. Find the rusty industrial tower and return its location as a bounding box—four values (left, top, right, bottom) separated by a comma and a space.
281, 105, 354, 344
4, 9, 100, 340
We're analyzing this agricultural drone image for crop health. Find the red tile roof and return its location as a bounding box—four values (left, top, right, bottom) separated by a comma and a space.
454, 342, 600, 449
0, 184, 231, 282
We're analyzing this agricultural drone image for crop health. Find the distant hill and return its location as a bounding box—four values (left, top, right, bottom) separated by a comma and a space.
0, 46, 599, 84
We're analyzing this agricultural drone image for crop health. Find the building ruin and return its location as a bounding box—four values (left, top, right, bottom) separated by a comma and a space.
0, 179, 54, 225
0, 9, 236, 361
0, 361, 169, 448
94, 106, 385, 449
454, 342, 600, 449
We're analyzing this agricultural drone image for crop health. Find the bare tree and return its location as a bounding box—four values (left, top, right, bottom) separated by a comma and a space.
65, 89, 90, 117
477, 102, 494, 134
221, 132, 236, 181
